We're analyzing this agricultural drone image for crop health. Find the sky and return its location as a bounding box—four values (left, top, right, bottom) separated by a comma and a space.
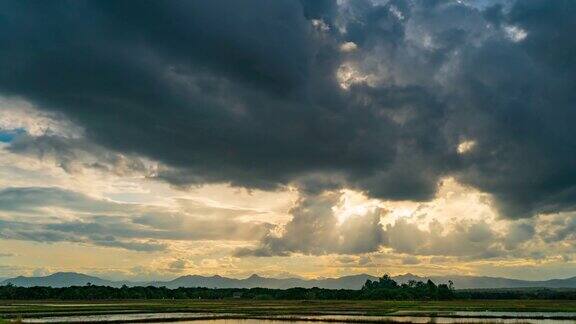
0, 0, 575, 282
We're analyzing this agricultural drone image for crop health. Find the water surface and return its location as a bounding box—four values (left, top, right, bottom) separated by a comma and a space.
21, 313, 576, 324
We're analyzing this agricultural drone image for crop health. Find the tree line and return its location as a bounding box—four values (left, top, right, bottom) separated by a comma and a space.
361, 274, 455, 300
0, 275, 453, 300
0, 275, 574, 300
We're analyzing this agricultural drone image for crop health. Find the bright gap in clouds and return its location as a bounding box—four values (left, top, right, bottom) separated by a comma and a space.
457, 140, 476, 154
335, 177, 497, 229
333, 189, 382, 224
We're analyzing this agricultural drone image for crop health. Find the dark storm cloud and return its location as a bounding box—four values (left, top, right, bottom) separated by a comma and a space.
0, 0, 402, 193
450, 0, 576, 218
1, 0, 576, 218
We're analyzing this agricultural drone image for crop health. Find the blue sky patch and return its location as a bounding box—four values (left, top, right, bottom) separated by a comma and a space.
0, 128, 25, 143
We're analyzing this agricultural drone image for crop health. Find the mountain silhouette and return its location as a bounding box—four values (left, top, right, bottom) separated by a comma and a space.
2, 272, 112, 288
2, 272, 576, 289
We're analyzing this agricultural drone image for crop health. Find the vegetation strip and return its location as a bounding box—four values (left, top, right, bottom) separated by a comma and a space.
0, 275, 456, 301
10, 313, 576, 324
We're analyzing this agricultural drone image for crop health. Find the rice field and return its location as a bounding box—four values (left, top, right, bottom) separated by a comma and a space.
1, 299, 576, 319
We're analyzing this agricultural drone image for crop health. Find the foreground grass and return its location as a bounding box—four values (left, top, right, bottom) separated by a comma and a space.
1, 299, 576, 319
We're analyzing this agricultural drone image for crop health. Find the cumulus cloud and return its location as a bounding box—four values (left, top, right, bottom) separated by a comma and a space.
237, 180, 572, 260
540, 214, 576, 244
167, 259, 191, 273
385, 218, 503, 258
235, 192, 386, 256
234, 188, 501, 258
504, 221, 535, 250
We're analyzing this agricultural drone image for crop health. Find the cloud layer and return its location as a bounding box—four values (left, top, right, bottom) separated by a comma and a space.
0, 187, 274, 252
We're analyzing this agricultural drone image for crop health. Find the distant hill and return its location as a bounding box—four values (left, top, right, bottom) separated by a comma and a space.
2, 272, 576, 290
153, 273, 378, 289
0, 272, 378, 289
2, 272, 114, 288
394, 273, 576, 289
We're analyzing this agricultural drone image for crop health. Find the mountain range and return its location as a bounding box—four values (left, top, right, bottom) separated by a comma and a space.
2, 272, 576, 290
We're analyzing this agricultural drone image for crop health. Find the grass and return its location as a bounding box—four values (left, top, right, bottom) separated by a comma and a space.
1, 299, 576, 319
0, 318, 21, 324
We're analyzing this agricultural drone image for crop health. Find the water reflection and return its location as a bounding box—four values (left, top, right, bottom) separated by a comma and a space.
21, 313, 576, 324
23, 313, 230, 323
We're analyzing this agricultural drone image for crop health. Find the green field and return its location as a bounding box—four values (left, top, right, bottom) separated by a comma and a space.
1, 299, 576, 319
